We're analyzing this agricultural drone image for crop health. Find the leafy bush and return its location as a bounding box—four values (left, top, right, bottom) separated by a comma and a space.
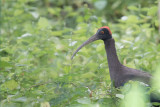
0, 0, 159, 106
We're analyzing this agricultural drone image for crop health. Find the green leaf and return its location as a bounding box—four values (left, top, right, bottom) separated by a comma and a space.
14, 10, 23, 16
77, 97, 91, 104
126, 15, 139, 23
40, 102, 50, 107
121, 82, 147, 107
94, 0, 107, 10
147, 6, 158, 16
128, 6, 138, 11
13, 97, 27, 102
152, 65, 160, 89
51, 31, 63, 36
2, 80, 18, 90
154, 19, 159, 27
81, 72, 96, 78
38, 17, 51, 29
0, 61, 11, 68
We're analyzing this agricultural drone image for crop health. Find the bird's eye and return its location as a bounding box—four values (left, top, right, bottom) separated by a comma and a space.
100, 31, 104, 34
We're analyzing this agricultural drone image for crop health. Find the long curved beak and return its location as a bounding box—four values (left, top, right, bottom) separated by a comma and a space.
71, 34, 99, 59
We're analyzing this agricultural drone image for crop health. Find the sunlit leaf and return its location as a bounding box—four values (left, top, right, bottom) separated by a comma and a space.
94, 0, 107, 10
38, 17, 51, 29
147, 6, 158, 16
77, 97, 91, 104
2, 80, 18, 90
121, 82, 148, 107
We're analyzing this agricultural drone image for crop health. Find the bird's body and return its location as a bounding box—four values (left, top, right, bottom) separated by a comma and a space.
104, 38, 151, 87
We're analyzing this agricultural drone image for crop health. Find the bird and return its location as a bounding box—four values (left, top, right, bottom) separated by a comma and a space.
71, 26, 160, 102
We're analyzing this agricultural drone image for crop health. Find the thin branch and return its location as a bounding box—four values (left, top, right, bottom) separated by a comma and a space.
26, 81, 77, 91
27, 81, 52, 91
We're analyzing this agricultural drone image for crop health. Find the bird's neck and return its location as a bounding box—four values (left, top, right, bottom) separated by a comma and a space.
104, 38, 122, 72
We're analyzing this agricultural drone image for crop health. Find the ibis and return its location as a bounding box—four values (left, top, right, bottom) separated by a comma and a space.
71, 26, 160, 102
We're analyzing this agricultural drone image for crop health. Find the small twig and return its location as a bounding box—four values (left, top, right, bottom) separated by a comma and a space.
27, 81, 52, 91
69, 82, 77, 87
26, 81, 77, 91
86, 86, 93, 97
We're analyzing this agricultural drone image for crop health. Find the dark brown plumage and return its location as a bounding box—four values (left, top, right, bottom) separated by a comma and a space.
104, 38, 151, 87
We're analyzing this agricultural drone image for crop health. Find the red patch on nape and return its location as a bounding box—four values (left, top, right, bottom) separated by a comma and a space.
99, 26, 112, 35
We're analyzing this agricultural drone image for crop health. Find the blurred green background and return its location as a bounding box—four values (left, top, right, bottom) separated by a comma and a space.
0, 0, 160, 106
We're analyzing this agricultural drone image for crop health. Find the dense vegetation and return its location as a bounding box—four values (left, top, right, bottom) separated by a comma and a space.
1, 0, 160, 106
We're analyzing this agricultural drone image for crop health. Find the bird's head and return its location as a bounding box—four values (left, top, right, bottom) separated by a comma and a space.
96, 26, 112, 40
71, 26, 112, 59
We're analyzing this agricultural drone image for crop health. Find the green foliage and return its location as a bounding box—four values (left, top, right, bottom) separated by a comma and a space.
120, 81, 149, 107
0, 0, 159, 106
152, 64, 160, 89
